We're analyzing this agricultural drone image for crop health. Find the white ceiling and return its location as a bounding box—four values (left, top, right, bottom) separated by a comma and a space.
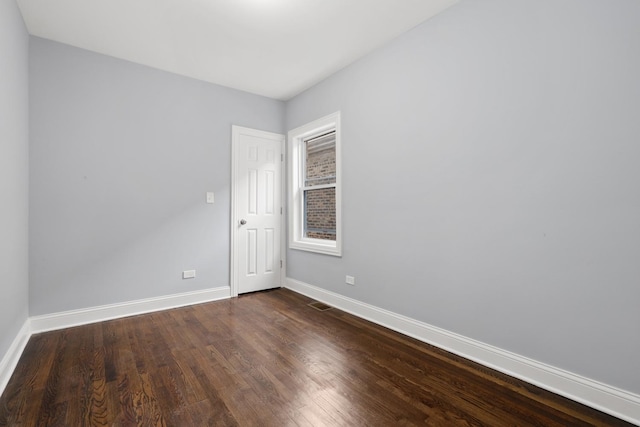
17, 0, 458, 100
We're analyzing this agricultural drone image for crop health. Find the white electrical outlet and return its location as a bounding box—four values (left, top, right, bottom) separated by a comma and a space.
183, 270, 196, 279
346, 275, 355, 285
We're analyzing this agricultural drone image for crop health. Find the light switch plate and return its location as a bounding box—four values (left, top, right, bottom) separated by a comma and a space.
206, 192, 215, 204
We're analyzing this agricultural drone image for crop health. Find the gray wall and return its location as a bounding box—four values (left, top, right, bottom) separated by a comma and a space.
286, 0, 640, 394
0, 0, 30, 359
29, 38, 284, 315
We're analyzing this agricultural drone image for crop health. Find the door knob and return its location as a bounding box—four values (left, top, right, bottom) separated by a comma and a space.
240, 219, 247, 225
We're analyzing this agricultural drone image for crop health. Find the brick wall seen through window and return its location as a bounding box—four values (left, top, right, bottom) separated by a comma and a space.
304, 134, 336, 241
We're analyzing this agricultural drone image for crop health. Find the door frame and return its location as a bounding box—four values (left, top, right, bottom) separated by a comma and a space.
230, 125, 286, 297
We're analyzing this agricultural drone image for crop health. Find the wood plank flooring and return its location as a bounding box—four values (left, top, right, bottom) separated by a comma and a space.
0, 288, 632, 426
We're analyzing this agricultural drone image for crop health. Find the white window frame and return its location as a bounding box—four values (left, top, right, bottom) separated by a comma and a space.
288, 111, 342, 256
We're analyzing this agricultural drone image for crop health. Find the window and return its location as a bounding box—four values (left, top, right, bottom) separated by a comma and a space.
288, 112, 341, 256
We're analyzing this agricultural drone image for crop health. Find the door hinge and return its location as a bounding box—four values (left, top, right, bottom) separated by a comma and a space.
280, 260, 283, 268
281, 153, 284, 161
280, 207, 283, 214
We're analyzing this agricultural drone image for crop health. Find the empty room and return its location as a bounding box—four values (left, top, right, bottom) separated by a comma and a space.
1, 0, 639, 425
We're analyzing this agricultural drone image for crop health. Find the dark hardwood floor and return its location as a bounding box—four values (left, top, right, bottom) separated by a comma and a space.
0, 288, 631, 426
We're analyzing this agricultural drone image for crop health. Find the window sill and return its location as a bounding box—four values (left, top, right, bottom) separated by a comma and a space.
290, 239, 341, 257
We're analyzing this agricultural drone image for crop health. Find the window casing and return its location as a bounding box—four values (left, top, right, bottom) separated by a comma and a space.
288, 112, 341, 256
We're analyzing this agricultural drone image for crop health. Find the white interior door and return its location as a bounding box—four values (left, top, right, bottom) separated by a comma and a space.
232, 126, 284, 295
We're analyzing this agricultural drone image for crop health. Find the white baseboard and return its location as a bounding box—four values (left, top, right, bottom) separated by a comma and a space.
1, 287, 231, 398
0, 320, 31, 397
30, 286, 231, 334
284, 277, 640, 426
